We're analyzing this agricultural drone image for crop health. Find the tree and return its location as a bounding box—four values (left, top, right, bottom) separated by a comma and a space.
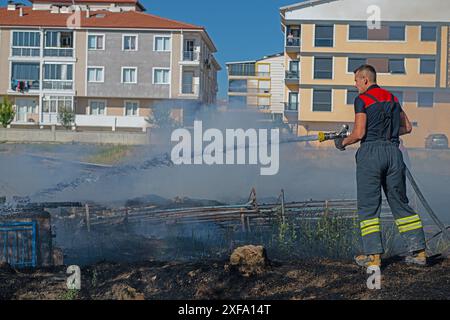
58, 107, 75, 130
145, 106, 181, 129
0, 96, 15, 128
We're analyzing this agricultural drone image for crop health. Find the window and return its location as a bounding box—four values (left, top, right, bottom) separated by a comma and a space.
11, 63, 40, 80
349, 26, 367, 40
122, 67, 137, 83
43, 64, 73, 89
314, 57, 333, 79
87, 67, 104, 82
125, 101, 139, 116
44, 64, 73, 80
346, 89, 359, 105
153, 68, 170, 84
287, 92, 298, 111
88, 35, 104, 50
89, 100, 106, 115
12, 31, 41, 57
421, 26, 437, 41
389, 26, 405, 41
154, 36, 171, 51
42, 96, 73, 113
228, 63, 255, 76
123, 35, 137, 51
182, 71, 195, 94
389, 59, 405, 74
418, 92, 433, 107
313, 89, 332, 112
420, 59, 436, 74
391, 91, 404, 104
45, 31, 73, 48
315, 25, 334, 47
348, 58, 367, 72
229, 80, 247, 93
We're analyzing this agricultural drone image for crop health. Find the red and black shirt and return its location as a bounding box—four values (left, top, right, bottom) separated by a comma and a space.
354, 84, 402, 144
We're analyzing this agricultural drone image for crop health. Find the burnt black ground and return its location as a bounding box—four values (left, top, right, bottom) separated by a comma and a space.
0, 256, 448, 300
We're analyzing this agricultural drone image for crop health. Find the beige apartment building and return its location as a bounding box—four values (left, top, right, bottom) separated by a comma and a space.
226, 53, 285, 121
281, 0, 450, 147
0, 0, 220, 131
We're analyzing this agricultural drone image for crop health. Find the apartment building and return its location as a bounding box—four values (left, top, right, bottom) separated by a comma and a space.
280, 0, 450, 147
226, 53, 285, 121
0, 0, 220, 131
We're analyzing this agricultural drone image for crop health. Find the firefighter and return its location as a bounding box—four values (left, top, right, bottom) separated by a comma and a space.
335, 64, 427, 267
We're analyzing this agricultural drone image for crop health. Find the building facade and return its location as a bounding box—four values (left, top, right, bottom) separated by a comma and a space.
226, 53, 285, 121
280, 0, 450, 147
0, 0, 220, 131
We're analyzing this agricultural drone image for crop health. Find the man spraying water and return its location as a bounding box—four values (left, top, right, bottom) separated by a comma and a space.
334, 64, 427, 267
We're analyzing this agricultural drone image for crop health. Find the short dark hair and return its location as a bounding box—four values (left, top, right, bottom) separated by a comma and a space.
353, 64, 377, 83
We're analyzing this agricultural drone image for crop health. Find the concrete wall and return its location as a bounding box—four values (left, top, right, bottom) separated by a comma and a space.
0, 127, 150, 145
0, 28, 11, 93
86, 30, 171, 98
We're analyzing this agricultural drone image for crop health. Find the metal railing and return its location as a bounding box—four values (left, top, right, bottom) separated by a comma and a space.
183, 51, 200, 61
10, 79, 40, 91
43, 48, 73, 57
284, 102, 299, 111
286, 37, 301, 47
285, 70, 300, 80
42, 80, 73, 90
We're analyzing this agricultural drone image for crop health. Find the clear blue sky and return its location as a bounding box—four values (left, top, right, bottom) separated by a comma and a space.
144, 0, 300, 99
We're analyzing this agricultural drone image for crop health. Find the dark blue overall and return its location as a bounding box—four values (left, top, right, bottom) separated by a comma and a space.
354, 84, 426, 255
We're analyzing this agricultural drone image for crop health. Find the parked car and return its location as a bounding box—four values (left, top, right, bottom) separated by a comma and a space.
425, 134, 449, 149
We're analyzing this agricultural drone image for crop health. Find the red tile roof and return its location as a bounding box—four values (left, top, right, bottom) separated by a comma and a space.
0, 7, 204, 30
29, 0, 146, 11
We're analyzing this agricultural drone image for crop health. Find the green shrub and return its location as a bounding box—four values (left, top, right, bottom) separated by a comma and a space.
58, 107, 75, 129
0, 96, 15, 128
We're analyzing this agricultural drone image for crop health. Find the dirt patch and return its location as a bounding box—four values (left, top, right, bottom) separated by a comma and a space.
0, 256, 448, 300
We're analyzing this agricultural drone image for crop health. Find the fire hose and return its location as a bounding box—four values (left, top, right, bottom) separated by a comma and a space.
339, 125, 449, 249
282, 125, 450, 251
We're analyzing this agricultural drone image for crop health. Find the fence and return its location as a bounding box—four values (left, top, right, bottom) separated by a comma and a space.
0, 221, 37, 268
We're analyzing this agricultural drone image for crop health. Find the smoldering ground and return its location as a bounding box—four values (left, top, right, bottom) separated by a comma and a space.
0, 106, 449, 265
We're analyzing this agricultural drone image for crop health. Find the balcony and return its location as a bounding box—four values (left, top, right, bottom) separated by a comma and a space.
284, 102, 298, 112
10, 79, 40, 92
228, 71, 270, 77
183, 51, 200, 62
285, 37, 301, 52
43, 48, 73, 57
42, 80, 73, 90
247, 88, 270, 94
181, 83, 199, 95
12, 47, 40, 57
285, 70, 300, 84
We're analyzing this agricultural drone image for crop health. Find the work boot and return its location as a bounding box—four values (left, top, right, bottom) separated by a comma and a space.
405, 250, 427, 266
354, 254, 381, 268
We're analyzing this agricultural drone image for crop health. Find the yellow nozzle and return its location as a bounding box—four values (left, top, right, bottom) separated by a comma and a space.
318, 132, 326, 142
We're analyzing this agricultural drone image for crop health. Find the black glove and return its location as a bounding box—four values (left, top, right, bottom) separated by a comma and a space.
335, 138, 346, 151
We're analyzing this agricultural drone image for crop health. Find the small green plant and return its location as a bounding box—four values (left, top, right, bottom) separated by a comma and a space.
0, 96, 15, 128
91, 270, 98, 287
60, 289, 79, 300
58, 107, 75, 129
